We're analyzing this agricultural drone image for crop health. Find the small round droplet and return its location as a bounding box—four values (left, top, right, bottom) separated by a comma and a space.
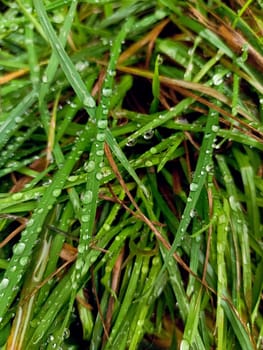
126, 138, 136, 147
143, 129, 154, 140
81, 215, 90, 223
19, 257, 29, 266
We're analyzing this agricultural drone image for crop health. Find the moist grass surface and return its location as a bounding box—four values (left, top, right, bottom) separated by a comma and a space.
0, 1, 263, 349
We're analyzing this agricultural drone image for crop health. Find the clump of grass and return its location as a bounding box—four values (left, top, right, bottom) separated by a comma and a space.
0, 1, 262, 349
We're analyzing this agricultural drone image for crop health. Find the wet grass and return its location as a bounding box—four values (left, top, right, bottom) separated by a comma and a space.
0, 1, 262, 349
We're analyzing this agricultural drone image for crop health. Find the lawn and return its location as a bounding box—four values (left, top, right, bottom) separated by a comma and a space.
0, 1, 262, 349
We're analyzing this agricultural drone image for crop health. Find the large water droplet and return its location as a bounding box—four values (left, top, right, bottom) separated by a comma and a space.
0, 278, 9, 290
13, 242, 26, 255
81, 215, 90, 223
190, 182, 198, 191
84, 160, 95, 172
83, 95, 96, 108
143, 129, 154, 140
12, 192, 23, 201
82, 190, 93, 204
97, 120, 107, 129
52, 189, 61, 198
102, 88, 112, 97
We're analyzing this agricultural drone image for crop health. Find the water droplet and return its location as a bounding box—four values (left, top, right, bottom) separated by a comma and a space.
11, 192, 23, 200
68, 175, 78, 182
102, 88, 112, 97
143, 129, 154, 140
20, 257, 29, 266
83, 95, 96, 108
52, 189, 61, 197
190, 182, 198, 191
96, 133, 105, 142
82, 190, 93, 204
212, 74, 223, 86
84, 160, 95, 172
145, 160, 153, 167
0, 278, 9, 290
97, 120, 107, 129
75, 259, 83, 270
81, 215, 90, 223
212, 125, 219, 132
229, 196, 239, 211
78, 244, 85, 253
42, 75, 48, 83
75, 61, 89, 72
27, 219, 34, 227
126, 138, 136, 147
150, 147, 157, 154
13, 242, 26, 255
96, 150, 104, 156
15, 116, 23, 123
190, 209, 196, 218
96, 172, 103, 180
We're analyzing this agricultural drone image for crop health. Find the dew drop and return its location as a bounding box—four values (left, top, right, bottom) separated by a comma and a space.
81, 215, 90, 223
12, 192, 23, 200
68, 175, 78, 182
96, 172, 103, 180
212, 125, 219, 132
143, 129, 154, 140
84, 160, 95, 172
97, 120, 107, 129
96, 133, 105, 142
212, 74, 224, 86
83, 95, 96, 108
19, 257, 29, 266
42, 75, 48, 83
78, 244, 85, 253
190, 182, 198, 191
52, 189, 61, 198
75, 259, 84, 270
126, 138, 136, 147
13, 242, 26, 255
0, 278, 9, 290
102, 88, 112, 97
82, 190, 93, 204
145, 160, 153, 167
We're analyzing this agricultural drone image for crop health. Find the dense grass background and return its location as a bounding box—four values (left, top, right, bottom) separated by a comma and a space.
0, 0, 262, 349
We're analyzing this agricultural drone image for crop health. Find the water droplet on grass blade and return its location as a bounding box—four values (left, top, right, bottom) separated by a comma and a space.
82, 190, 93, 204
83, 95, 96, 108
126, 138, 136, 147
52, 189, 61, 198
102, 88, 112, 97
0, 278, 9, 290
143, 129, 154, 140
84, 160, 95, 172
190, 182, 198, 191
97, 120, 107, 129
13, 242, 26, 255
81, 215, 90, 223
19, 257, 29, 266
